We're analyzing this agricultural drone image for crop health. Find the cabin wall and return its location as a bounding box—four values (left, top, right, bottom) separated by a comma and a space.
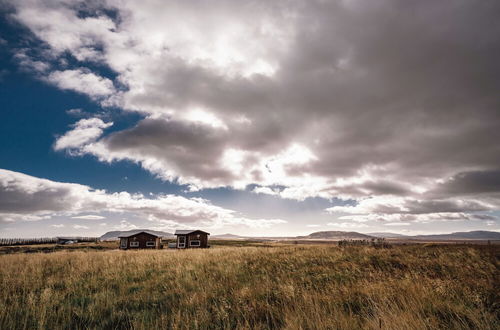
120, 233, 161, 249
175, 232, 209, 248
187, 232, 208, 248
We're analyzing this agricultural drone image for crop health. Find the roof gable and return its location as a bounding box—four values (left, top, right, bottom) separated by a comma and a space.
175, 229, 210, 235
118, 230, 162, 238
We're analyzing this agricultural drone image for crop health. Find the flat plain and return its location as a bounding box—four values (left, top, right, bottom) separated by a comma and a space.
0, 242, 498, 329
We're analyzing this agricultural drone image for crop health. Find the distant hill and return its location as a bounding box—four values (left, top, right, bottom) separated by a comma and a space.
412, 230, 500, 240
301, 231, 374, 240
369, 232, 409, 238
212, 233, 246, 239
100, 229, 174, 241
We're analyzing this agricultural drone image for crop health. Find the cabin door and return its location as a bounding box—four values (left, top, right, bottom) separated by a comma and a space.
120, 238, 127, 249
178, 236, 186, 248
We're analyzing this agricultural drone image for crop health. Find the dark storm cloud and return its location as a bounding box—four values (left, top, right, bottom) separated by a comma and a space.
434, 170, 500, 195
278, 0, 500, 180
104, 117, 234, 182
0, 176, 75, 213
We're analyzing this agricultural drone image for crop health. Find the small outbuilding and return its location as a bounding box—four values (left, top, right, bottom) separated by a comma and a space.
174, 230, 210, 248
57, 237, 78, 244
119, 231, 162, 249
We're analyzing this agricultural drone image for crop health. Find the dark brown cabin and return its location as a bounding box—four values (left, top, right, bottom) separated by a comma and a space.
118, 231, 162, 249
174, 230, 210, 248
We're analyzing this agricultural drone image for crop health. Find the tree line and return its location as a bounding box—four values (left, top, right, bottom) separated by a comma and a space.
0, 237, 99, 246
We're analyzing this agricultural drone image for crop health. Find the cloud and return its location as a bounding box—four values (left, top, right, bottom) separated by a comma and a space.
433, 170, 500, 196
46, 69, 115, 99
50, 224, 65, 228
252, 186, 280, 196
66, 108, 85, 117
327, 195, 499, 224
327, 222, 369, 229
71, 215, 106, 220
54, 118, 112, 151
337, 213, 498, 224
14, 50, 50, 73
327, 196, 496, 216
384, 223, 410, 227
57, 116, 319, 190
114, 220, 138, 231
72, 225, 89, 230
7, 0, 500, 224
0, 169, 286, 230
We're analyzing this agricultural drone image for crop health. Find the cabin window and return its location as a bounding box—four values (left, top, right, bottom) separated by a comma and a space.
146, 241, 155, 247
190, 240, 201, 247
130, 241, 139, 247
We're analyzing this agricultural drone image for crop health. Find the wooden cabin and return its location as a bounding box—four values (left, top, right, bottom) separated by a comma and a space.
174, 230, 210, 248
119, 231, 162, 250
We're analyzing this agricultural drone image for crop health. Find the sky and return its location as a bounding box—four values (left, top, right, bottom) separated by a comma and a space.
1, 0, 499, 238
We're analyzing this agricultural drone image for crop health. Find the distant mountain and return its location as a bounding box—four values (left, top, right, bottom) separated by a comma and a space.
212, 233, 246, 239
301, 231, 374, 240
412, 231, 500, 240
100, 229, 174, 241
369, 232, 409, 238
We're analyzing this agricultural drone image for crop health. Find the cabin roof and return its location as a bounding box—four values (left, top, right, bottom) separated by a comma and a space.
118, 230, 162, 238
175, 229, 210, 235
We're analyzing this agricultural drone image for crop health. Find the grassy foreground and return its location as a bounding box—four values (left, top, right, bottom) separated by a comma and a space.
0, 244, 498, 329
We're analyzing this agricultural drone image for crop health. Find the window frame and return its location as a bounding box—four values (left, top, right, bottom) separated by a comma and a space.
178, 235, 186, 248
146, 241, 156, 247
130, 241, 139, 247
190, 240, 201, 247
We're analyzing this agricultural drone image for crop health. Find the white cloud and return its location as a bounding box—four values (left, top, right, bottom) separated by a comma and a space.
66, 108, 85, 117
114, 220, 138, 231
327, 222, 369, 229
0, 169, 286, 230
46, 69, 115, 99
54, 118, 112, 151
71, 215, 106, 220
252, 186, 279, 196
73, 225, 89, 230
337, 213, 497, 224
326, 195, 499, 225
50, 224, 65, 228
327, 196, 495, 216
14, 50, 50, 73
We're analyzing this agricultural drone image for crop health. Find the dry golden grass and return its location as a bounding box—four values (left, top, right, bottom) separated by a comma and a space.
0, 241, 117, 255
0, 244, 498, 329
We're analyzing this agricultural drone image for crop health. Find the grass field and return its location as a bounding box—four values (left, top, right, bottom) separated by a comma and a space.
0, 244, 498, 329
